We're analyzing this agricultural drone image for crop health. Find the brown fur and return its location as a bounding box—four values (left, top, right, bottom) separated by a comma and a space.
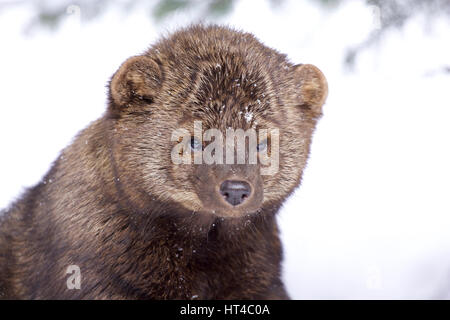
0, 24, 327, 299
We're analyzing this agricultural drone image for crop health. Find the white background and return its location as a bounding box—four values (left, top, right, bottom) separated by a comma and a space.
0, 0, 449, 299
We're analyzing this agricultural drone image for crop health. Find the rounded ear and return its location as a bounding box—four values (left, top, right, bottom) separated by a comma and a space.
109, 55, 162, 109
293, 64, 328, 115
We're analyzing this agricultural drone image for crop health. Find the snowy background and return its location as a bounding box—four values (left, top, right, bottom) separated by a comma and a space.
0, 0, 449, 299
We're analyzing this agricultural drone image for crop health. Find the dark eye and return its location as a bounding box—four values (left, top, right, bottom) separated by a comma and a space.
190, 137, 202, 151
257, 140, 267, 152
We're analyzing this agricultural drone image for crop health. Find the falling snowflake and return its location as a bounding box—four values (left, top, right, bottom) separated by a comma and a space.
244, 112, 253, 123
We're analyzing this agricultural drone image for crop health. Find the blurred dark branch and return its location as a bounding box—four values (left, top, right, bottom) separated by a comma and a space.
0, 0, 338, 30
0, 0, 239, 32
345, 0, 450, 68
2, 0, 450, 68
153, 0, 191, 20
423, 65, 450, 77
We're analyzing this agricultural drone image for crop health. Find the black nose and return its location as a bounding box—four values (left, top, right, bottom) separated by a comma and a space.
219, 180, 252, 206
